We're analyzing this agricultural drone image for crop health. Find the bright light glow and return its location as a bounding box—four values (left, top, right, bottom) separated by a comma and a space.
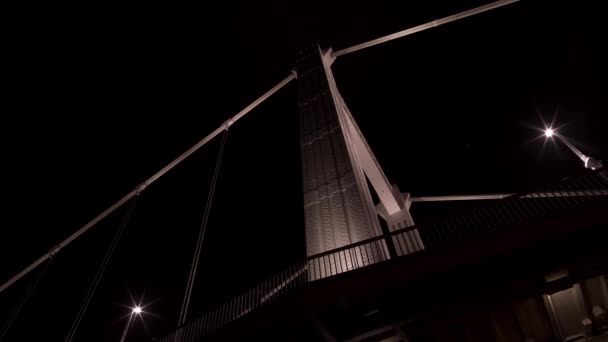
132, 306, 142, 314
544, 128, 555, 137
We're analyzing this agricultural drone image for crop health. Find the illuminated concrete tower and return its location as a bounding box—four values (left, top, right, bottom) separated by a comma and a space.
297, 45, 422, 258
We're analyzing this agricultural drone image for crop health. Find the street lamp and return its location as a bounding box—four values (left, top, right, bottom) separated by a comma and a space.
119, 306, 142, 342
544, 128, 603, 170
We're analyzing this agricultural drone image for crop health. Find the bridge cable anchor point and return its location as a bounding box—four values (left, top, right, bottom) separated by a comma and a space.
136, 182, 148, 196
223, 119, 234, 131
48, 245, 61, 258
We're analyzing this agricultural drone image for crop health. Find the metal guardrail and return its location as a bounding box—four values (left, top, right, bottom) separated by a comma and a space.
156, 170, 608, 342
419, 170, 608, 246
156, 236, 396, 342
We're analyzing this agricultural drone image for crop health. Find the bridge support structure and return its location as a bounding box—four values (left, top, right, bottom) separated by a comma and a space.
297, 45, 423, 264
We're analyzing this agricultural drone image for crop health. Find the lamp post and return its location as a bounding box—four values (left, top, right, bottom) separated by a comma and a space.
119, 306, 142, 342
544, 128, 603, 170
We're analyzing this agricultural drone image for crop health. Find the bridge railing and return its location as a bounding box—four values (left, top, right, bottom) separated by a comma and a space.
156, 234, 395, 341
419, 170, 608, 247
156, 170, 608, 342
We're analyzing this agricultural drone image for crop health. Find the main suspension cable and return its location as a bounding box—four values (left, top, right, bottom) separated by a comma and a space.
0, 72, 296, 294
332, 0, 519, 57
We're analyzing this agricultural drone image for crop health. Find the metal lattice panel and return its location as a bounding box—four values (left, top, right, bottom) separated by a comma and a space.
297, 46, 378, 256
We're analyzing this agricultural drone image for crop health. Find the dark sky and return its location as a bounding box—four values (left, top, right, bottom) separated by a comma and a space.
1, 1, 606, 341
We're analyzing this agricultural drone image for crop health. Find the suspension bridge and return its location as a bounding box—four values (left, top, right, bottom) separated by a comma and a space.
2, 1, 608, 341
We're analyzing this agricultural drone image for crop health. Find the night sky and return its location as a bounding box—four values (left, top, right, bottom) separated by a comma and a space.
1, 1, 606, 341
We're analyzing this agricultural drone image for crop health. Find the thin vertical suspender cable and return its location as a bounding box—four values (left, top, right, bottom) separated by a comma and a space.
64, 197, 138, 342
178, 129, 229, 326
0, 259, 52, 342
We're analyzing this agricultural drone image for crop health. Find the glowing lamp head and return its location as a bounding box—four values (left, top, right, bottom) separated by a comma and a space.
132, 306, 142, 314
544, 128, 555, 138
